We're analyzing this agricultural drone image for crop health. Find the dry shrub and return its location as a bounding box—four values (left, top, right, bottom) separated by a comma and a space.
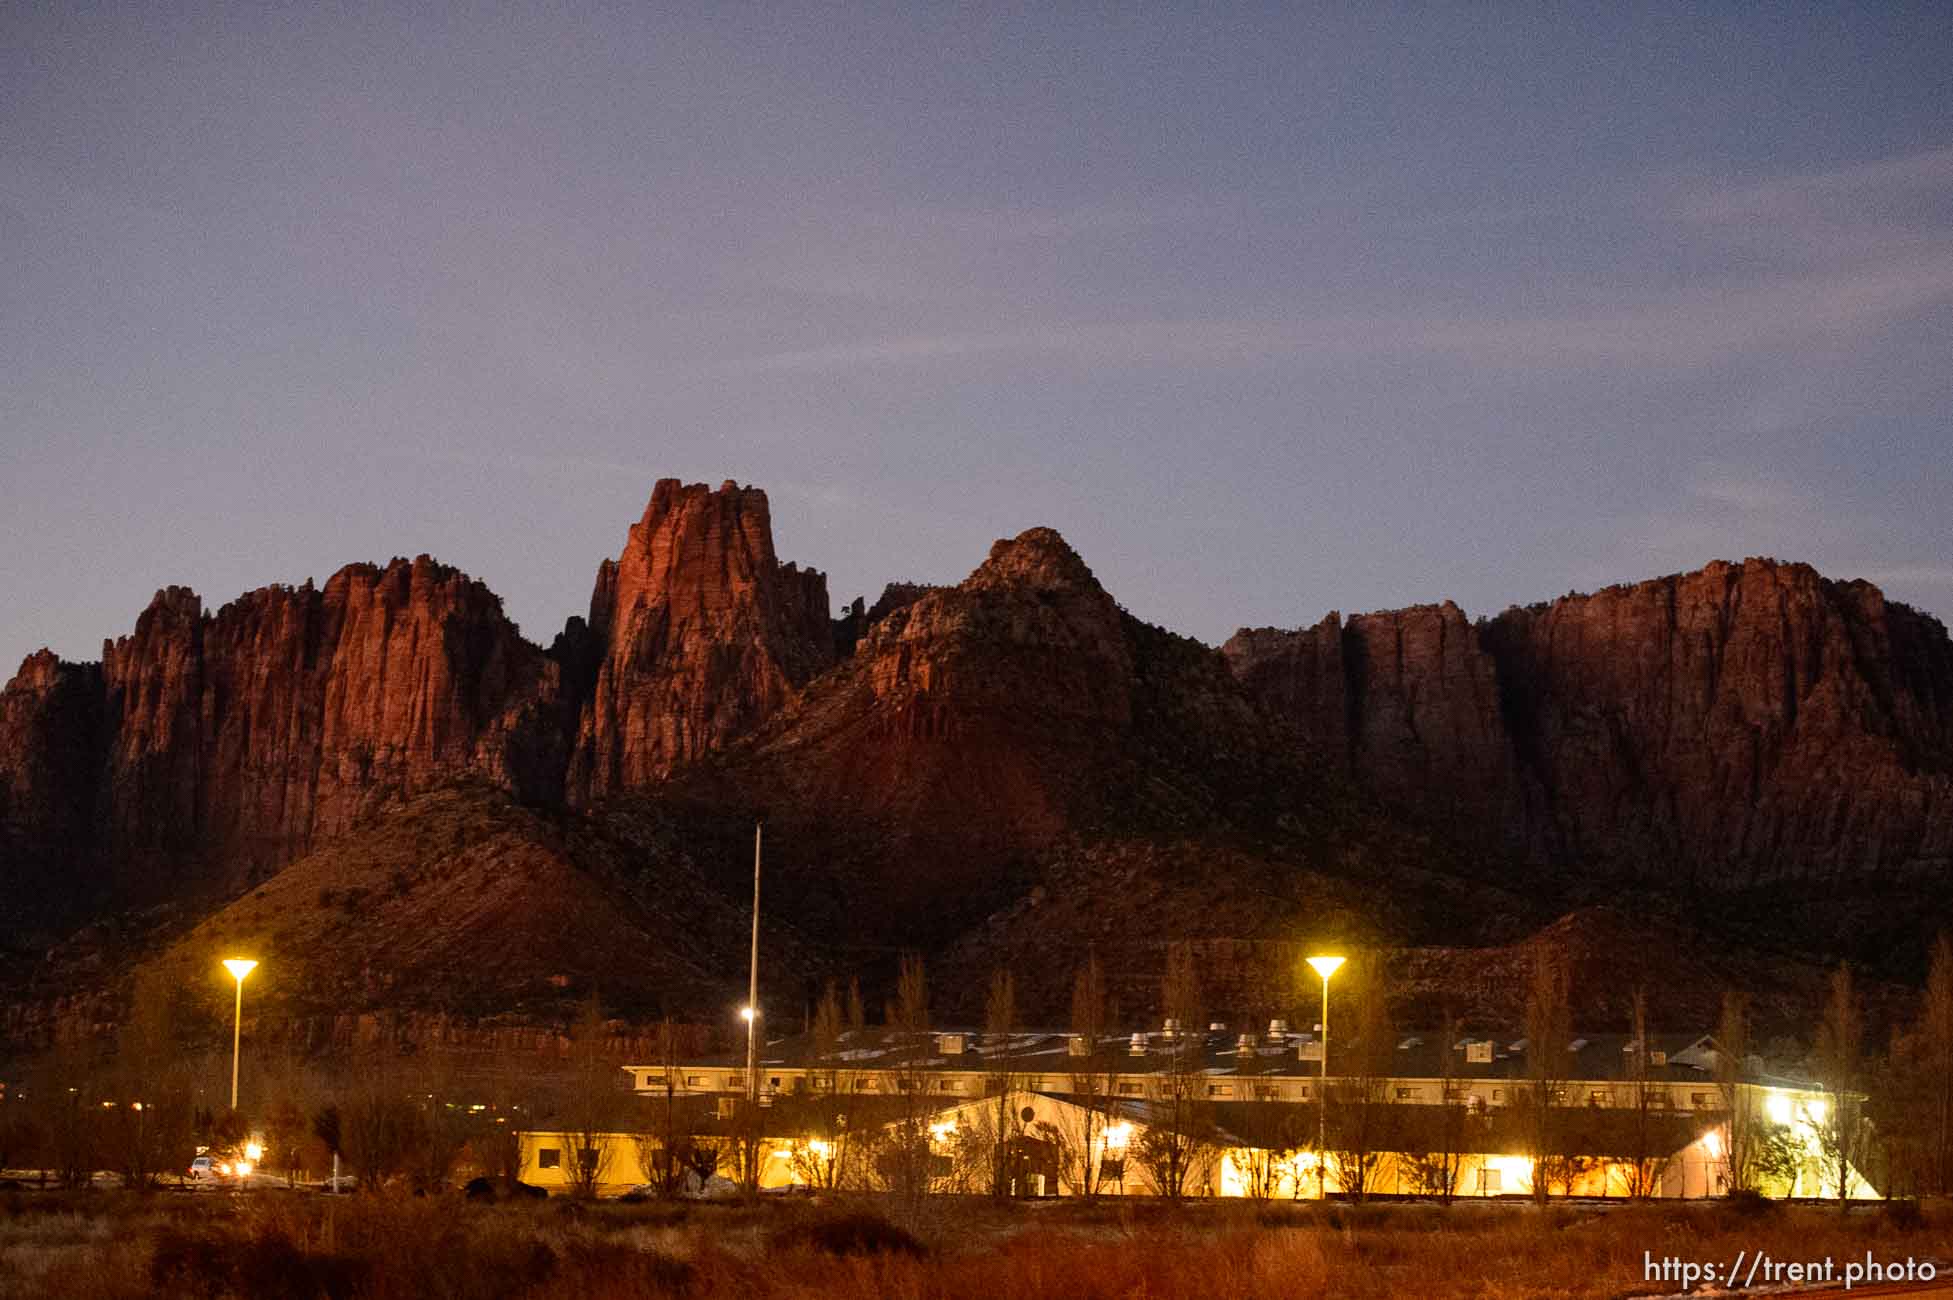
148, 1225, 370, 1299
3, 1192, 1948, 1300
555, 1239, 695, 1295
769, 1210, 927, 1258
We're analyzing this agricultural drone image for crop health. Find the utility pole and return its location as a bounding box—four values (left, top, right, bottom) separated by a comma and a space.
743, 820, 762, 1192
746, 821, 761, 1107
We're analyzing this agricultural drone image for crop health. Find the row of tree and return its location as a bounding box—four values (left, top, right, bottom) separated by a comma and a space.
7, 935, 1951, 1204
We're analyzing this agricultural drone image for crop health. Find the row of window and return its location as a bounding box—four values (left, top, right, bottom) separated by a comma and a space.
668, 1071, 1724, 1111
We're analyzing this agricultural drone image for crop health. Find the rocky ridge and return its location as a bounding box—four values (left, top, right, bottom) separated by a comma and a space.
1224, 558, 1953, 889
6, 481, 1953, 1031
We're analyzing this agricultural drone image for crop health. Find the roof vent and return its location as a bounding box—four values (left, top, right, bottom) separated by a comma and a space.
1130, 1032, 1149, 1056
1068, 1034, 1090, 1057
1398, 1036, 1423, 1050
1208, 1021, 1227, 1033
1466, 1041, 1493, 1064
1298, 1040, 1323, 1061
1650, 1050, 1667, 1066
1162, 1018, 1181, 1037
938, 1032, 966, 1055
1268, 1019, 1289, 1039
1567, 1037, 1589, 1052
1236, 1033, 1257, 1053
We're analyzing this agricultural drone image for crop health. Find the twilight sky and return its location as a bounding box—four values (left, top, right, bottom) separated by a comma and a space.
4, 4, 1950, 670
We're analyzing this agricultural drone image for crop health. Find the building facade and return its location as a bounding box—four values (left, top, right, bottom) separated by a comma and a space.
518, 1023, 1880, 1201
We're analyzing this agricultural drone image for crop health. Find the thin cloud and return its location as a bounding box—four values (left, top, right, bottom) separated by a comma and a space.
710, 245, 1953, 376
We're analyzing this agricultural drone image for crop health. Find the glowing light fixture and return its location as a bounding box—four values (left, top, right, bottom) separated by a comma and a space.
1766, 1093, 1792, 1124
1805, 1097, 1828, 1124
739, 1006, 756, 1022
1103, 1121, 1132, 1153
222, 959, 258, 1112
1306, 954, 1345, 1198
244, 1140, 263, 1162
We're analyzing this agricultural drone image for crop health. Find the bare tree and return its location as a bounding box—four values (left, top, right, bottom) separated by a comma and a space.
631, 1016, 690, 1198
871, 953, 937, 1204
782, 984, 861, 1191
1408, 1013, 1467, 1204
473, 1058, 544, 1191
553, 995, 624, 1198
1520, 943, 1571, 1204
107, 974, 195, 1189
34, 1035, 105, 1189
404, 1054, 473, 1194
1135, 942, 1217, 1199
1816, 962, 1866, 1211
1623, 989, 1671, 1198
337, 1050, 426, 1194
1865, 1025, 1931, 1200
1055, 951, 1120, 1197
1715, 991, 1758, 1194
1922, 933, 1953, 1196
980, 967, 1024, 1198
1326, 951, 1397, 1199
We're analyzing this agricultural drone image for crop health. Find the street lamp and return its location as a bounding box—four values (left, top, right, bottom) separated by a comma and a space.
222, 959, 258, 1112
1306, 955, 1345, 1199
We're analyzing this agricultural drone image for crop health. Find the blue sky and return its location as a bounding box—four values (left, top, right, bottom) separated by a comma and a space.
4, 4, 1950, 668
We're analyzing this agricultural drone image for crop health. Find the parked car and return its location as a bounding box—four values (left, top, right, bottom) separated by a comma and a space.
187, 1156, 215, 1181
321, 1174, 357, 1194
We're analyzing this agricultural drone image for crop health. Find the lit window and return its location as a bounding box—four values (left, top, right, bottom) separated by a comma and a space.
1395, 1088, 1416, 1101
1207, 1085, 1233, 1098
538, 1148, 561, 1169
1118, 1083, 1143, 1096
684, 1075, 704, 1087
1692, 1092, 1711, 1108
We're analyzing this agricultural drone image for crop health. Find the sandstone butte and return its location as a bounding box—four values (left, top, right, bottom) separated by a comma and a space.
3, 478, 1952, 936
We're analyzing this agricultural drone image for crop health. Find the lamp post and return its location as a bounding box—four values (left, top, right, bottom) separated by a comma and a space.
741, 821, 762, 1193
222, 959, 258, 1112
1306, 954, 1344, 1199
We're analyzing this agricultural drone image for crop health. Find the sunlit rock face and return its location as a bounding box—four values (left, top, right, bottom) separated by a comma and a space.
1480, 558, 1953, 883
87, 557, 563, 903
565, 479, 833, 804
1226, 558, 1953, 886
0, 479, 841, 922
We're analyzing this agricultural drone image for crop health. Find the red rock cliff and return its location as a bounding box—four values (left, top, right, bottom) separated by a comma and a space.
1227, 558, 1953, 886
1482, 558, 1953, 884
14, 556, 565, 907
0, 650, 108, 926
566, 479, 833, 803
1226, 602, 1516, 820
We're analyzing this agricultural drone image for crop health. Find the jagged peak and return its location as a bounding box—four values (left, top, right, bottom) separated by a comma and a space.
964, 527, 1104, 596
5, 648, 67, 694
640, 476, 769, 524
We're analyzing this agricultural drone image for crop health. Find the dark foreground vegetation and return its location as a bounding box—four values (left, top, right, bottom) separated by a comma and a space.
1, 1188, 1947, 1300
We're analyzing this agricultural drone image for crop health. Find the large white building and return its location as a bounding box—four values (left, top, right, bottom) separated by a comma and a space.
517, 1022, 1878, 1199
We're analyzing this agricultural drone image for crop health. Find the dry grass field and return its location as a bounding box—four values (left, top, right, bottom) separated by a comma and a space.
1, 1190, 1947, 1300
